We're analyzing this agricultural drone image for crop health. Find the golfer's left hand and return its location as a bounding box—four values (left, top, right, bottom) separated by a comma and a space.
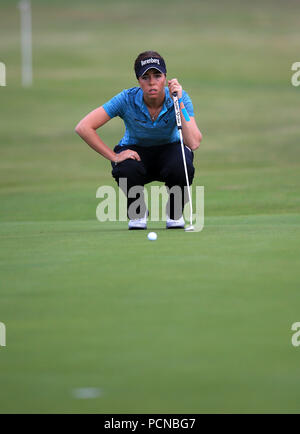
168, 78, 183, 99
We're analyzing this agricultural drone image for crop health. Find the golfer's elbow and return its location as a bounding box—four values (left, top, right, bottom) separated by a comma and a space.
75, 121, 83, 136
188, 131, 202, 151
75, 121, 89, 138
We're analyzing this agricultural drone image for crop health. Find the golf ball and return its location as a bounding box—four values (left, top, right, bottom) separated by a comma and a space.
147, 232, 157, 241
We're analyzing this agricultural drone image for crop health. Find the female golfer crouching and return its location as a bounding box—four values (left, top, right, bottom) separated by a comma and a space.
75, 50, 202, 229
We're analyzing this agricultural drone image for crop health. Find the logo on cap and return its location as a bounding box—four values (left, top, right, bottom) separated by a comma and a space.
135, 56, 166, 78
141, 58, 160, 66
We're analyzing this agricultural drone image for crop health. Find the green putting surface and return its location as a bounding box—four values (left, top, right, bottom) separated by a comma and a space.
1, 0, 300, 413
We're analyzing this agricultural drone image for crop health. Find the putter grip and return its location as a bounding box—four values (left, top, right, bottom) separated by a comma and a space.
172, 91, 177, 97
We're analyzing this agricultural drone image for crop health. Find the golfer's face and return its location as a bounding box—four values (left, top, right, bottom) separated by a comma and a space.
138, 69, 166, 99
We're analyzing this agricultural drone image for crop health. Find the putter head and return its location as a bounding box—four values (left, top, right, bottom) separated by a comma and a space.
184, 225, 195, 232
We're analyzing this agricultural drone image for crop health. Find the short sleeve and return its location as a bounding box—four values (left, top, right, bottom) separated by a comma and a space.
102, 90, 127, 119
182, 91, 194, 117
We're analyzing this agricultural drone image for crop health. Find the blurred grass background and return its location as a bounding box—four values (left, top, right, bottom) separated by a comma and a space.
0, 0, 300, 413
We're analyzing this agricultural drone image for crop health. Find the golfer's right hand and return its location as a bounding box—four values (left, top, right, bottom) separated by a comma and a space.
114, 150, 141, 163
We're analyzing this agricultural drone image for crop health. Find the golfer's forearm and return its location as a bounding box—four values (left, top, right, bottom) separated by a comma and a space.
182, 120, 202, 150
75, 127, 117, 162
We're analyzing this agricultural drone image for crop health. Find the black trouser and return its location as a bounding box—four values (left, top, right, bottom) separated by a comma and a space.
111, 142, 195, 220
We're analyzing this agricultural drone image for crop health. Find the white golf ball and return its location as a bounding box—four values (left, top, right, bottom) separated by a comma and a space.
147, 232, 157, 241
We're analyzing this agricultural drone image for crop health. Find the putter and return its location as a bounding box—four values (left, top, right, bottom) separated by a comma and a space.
172, 92, 194, 232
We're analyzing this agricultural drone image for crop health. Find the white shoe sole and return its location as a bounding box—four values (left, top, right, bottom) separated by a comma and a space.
128, 224, 147, 230
166, 217, 185, 229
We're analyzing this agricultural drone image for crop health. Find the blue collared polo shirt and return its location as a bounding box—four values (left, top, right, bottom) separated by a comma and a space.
102, 87, 194, 147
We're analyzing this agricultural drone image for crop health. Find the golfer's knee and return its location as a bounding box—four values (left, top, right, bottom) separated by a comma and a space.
186, 164, 195, 184
161, 161, 194, 186
112, 160, 146, 184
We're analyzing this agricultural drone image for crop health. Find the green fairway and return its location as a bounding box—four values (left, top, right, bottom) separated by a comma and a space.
1, 0, 300, 413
